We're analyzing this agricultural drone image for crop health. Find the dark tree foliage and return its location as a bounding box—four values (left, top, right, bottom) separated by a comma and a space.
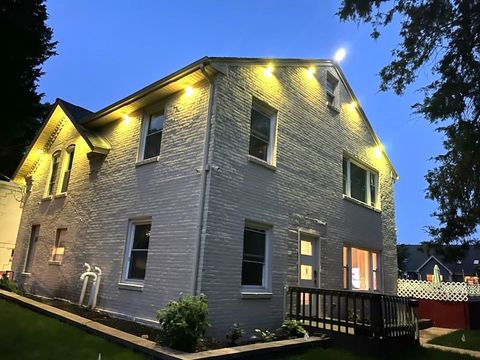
338, 0, 480, 245
0, 0, 56, 179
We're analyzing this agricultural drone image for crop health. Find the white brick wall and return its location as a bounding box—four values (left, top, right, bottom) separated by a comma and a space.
12, 62, 397, 339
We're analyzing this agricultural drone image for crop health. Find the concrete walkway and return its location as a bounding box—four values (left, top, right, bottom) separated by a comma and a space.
0, 289, 327, 359
420, 327, 480, 359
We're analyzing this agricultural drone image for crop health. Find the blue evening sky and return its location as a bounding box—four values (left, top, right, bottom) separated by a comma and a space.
39, 0, 444, 245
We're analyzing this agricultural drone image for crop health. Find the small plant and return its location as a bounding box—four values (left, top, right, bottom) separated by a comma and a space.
226, 323, 244, 346
252, 328, 276, 342
278, 320, 308, 338
0, 275, 19, 293
156, 293, 210, 352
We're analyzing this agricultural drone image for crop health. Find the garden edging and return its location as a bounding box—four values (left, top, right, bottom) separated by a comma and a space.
0, 290, 328, 359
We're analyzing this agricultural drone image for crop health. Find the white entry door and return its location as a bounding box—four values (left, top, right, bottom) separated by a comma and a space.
299, 234, 319, 288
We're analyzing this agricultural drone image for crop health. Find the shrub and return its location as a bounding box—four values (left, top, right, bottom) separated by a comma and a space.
0, 276, 19, 293
277, 320, 308, 339
226, 323, 244, 346
252, 328, 276, 342
156, 293, 210, 352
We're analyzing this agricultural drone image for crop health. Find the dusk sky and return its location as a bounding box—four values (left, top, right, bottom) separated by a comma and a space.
39, 0, 445, 245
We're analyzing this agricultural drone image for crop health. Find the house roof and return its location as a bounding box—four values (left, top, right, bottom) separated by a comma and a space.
14, 56, 398, 181
399, 244, 480, 276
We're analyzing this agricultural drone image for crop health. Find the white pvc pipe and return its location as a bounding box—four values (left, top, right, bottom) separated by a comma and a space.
79, 263, 91, 306
91, 266, 102, 309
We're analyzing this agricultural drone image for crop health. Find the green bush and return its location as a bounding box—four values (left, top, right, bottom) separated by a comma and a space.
156, 293, 210, 352
0, 276, 19, 293
252, 328, 276, 342
226, 323, 244, 346
278, 319, 308, 338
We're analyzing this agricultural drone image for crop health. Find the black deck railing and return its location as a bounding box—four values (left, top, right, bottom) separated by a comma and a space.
286, 286, 418, 341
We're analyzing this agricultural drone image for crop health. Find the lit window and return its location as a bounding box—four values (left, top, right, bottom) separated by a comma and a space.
249, 102, 277, 164
24, 225, 40, 273
60, 145, 75, 193
343, 157, 379, 207
46, 151, 61, 196
141, 112, 164, 160
326, 73, 339, 107
343, 246, 379, 291
241, 225, 269, 288
123, 220, 151, 282
51, 228, 66, 263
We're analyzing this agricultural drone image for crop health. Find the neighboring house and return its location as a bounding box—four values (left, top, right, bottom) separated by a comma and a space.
11, 57, 399, 336
398, 244, 480, 282
0, 180, 23, 274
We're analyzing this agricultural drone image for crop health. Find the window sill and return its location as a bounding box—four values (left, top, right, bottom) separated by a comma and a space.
54, 193, 67, 199
41, 196, 53, 202
241, 292, 273, 299
247, 155, 277, 171
21, 272, 31, 277
48, 260, 62, 266
118, 282, 144, 292
135, 156, 160, 167
343, 195, 381, 213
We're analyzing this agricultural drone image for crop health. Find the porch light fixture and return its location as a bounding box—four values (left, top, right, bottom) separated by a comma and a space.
334, 48, 346, 63
374, 145, 383, 159
185, 86, 194, 96
263, 64, 274, 78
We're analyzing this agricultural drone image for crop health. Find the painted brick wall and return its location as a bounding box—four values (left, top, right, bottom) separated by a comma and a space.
199, 64, 398, 337
13, 81, 211, 323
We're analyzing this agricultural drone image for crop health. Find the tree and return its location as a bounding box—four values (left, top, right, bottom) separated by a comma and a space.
337, 0, 480, 245
0, 0, 56, 179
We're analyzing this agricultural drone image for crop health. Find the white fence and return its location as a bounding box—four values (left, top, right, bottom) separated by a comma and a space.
397, 279, 480, 302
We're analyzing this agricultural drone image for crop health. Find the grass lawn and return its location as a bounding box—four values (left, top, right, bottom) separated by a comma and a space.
0, 298, 149, 360
279, 344, 476, 360
429, 329, 480, 352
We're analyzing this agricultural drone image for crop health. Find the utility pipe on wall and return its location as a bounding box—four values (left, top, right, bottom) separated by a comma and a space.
79, 263, 92, 306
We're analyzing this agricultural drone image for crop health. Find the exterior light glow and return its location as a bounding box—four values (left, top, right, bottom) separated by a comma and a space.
264, 64, 274, 77
334, 48, 347, 62
122, 114, 131, 125
185, 86, 194, 96
306, 66, 316, 79
374, 146, 383, 159
36, 149, 44, 156
348, 101, 357, 110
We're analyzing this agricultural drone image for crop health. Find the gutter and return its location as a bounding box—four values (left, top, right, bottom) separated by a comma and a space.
192, 62, 216, 295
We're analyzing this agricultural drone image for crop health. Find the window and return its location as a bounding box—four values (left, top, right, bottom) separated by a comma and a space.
141, 112, 164, 160
326, 73, 339, 107
51, 228, 66, 263
248, 102, 277, 164
24, 225, 40, 273
60, 145, 75, 193
343, 157, 379, 207
46, 151, 61, 196
123, 220, 151, 282
241, 225, 269, 288
343, 246, 379, 291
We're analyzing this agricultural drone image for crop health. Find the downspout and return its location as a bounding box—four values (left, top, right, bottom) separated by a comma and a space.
192, 63, 216, 296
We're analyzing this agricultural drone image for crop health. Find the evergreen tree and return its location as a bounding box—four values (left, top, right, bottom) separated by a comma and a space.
0, 0, 56, 179
338, 0, 480, 245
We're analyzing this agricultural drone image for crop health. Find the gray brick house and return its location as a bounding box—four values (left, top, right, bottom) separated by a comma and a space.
11, 57, 399, 337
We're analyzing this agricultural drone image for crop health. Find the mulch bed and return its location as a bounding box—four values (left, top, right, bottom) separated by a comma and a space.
24, 294, 162, 342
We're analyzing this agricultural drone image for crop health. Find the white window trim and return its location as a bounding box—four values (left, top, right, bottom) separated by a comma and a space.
249, 101, 278, 166
44, 150, 62, 198
121, 218, 151, 285
57, 144, 75, 196
241, 221, 272, 293
137, 110, 164, 162
343, 157, 380, 209
326, 72, 340, 110
343, 245, 381, 292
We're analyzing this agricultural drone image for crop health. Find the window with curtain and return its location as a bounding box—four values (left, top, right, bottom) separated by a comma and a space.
343, 246, 379, 291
